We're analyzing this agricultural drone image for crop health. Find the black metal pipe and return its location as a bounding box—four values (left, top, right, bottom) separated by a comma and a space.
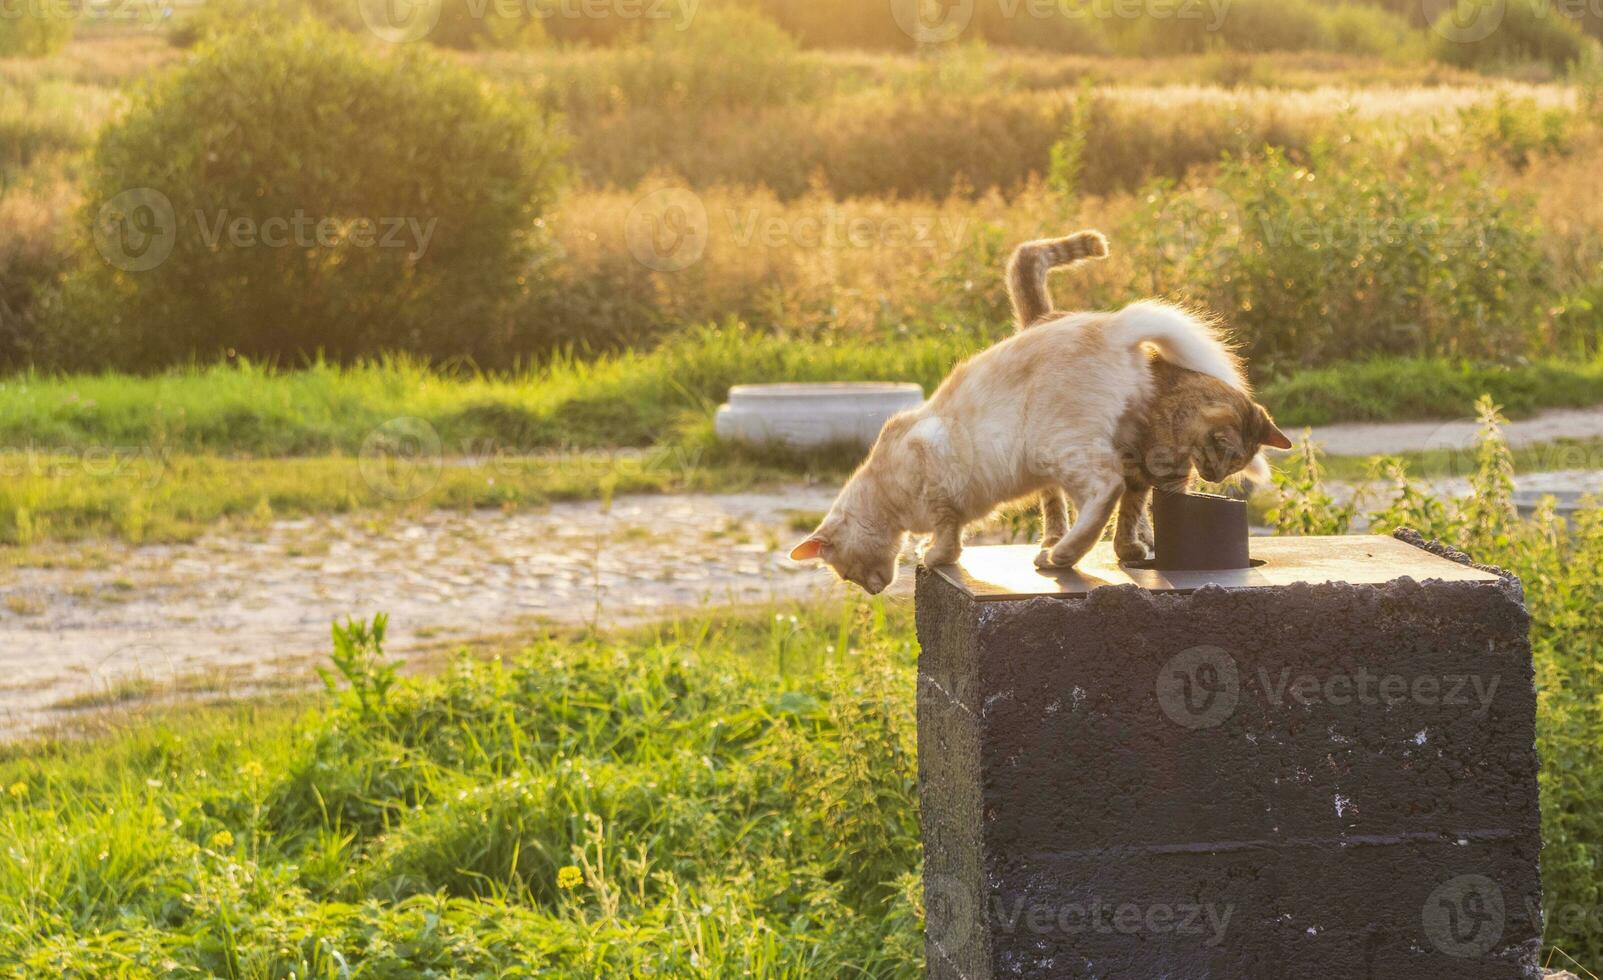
1149, 489, 1252, 570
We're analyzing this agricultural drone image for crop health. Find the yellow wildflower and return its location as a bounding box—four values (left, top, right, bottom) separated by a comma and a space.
557, 865, 583, 890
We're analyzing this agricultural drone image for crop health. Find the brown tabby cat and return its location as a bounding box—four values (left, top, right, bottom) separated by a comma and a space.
1006, 230, 1290, 561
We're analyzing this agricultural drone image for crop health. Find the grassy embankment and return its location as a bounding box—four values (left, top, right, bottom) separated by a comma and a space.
2, 346, 1601, 546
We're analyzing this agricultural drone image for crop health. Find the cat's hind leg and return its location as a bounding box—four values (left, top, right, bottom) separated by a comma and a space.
1114, 485, 1153, 563
1039, 488, 1069, 548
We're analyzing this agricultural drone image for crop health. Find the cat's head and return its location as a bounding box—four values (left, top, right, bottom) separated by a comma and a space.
1187, 392, 1292, 484
789, 510, 905, 595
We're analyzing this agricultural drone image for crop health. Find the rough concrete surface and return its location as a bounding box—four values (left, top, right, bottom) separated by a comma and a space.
915, 534, 1542, 979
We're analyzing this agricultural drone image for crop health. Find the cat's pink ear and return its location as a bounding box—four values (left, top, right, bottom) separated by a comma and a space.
789, 537, 825, 561
1263, 423, 1293, 451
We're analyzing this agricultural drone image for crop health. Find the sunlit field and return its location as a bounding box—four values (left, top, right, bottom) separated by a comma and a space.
3, 0, 1603, 974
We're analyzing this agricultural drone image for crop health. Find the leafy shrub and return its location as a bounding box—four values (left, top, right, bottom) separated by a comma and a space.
64, 22, 564, 369
609, 8, 822, 110
1550, 280, 1603, 356
1324, 3, 1422, 57
0, 4, 72, 57
1459, 93, 1576, 166
1130, 145, 1547, 371
0, 179, 74, 370
1136, 0, 1329, 53
172, 0, 545, 49
1432, 0, 1596, 71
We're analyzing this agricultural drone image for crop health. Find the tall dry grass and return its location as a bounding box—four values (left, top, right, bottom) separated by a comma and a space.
539, 80, 1575, 199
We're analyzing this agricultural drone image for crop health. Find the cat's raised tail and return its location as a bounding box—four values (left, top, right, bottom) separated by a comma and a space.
1006, 230, 1108, 328
1107, 300, 1247, 392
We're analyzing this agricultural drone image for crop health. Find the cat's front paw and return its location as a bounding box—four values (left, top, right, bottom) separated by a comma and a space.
1041, 535, 1098, 569
923, 543, 962, 566
1035, 548, 1082, 570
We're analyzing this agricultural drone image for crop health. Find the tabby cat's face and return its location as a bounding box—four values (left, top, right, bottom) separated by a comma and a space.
1187, 400, 1292, 484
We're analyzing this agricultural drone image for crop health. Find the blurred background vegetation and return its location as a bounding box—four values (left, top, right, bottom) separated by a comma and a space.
1, 0, 1601, 379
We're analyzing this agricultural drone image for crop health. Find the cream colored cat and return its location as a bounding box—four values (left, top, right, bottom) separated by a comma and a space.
789, 300, 1289, 593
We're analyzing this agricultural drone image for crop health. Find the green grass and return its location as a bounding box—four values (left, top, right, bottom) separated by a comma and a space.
0, 436, 847, 546
5, 340, 1601, 457
0, 603, 925, 976
0, 330, 981, 455
1261, 356, 1603, 427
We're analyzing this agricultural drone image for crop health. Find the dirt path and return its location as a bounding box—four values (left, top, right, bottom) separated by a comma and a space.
1306, 405, 1603, 457
0, 488, 847, 738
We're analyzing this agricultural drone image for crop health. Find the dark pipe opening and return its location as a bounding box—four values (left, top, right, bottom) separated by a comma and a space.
1143, 489, 1254, 571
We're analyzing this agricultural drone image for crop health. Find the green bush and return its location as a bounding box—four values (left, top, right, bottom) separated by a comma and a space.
1459, 93, 1576, 166
1324, 3, 1422, 57
1136, 0, 1328, 53
610, 9, 823, 110
64, 22, 564, 369
172, 0, 546, 49
1130, 145, 1547, 372
0, 4, 72, 57
1432, 0, 1596, 71
0, 227, 66, 371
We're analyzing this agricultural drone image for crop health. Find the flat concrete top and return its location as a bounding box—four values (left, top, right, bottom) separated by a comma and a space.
932, 536, 1501, 600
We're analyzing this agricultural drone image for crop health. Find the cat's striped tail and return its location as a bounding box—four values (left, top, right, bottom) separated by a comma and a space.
1006, 230, 1108, 329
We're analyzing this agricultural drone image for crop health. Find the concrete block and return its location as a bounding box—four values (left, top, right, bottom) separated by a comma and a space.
915, 532, 1542, 979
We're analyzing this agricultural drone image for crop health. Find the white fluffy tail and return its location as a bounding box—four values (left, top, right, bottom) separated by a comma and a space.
1107, 300, 1246, 391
